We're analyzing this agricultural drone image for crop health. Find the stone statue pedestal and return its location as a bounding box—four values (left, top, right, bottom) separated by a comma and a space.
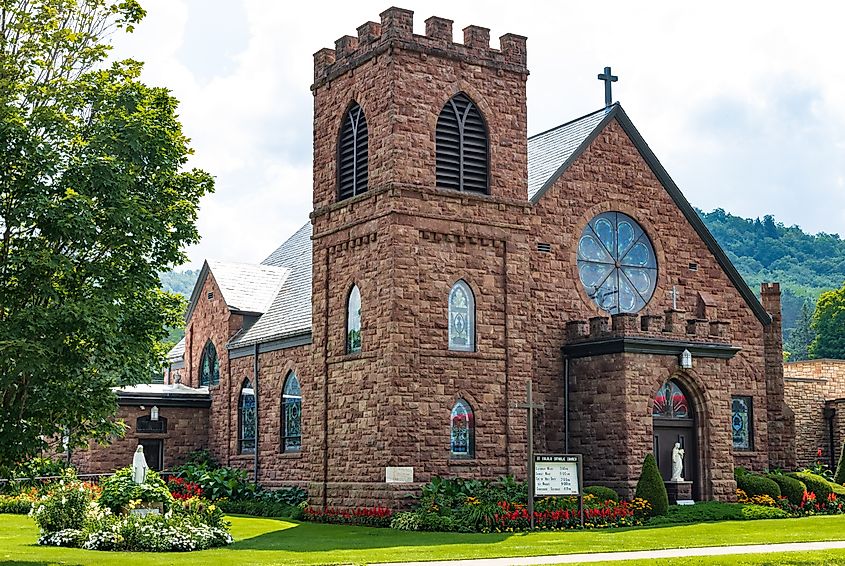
665, 480, 693, 504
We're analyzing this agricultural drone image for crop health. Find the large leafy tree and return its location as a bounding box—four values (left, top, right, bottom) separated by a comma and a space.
810, 283, 845, 360
0, 0, 213, 467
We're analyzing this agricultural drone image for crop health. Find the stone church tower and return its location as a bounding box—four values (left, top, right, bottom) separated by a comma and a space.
309, 8, 534, 507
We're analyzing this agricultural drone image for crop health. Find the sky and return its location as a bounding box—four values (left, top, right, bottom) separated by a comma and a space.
110, 0, 845, 269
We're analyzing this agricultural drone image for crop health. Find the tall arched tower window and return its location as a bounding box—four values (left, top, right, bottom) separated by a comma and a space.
282, 372, 302, 452
338, 102, 368, 201
450, 399, 475, 458
346, 284, 362, 353
199, 340, 219, 386
436, 93, 489, 194
238, 379, 256, 454
448, 280, 475, 352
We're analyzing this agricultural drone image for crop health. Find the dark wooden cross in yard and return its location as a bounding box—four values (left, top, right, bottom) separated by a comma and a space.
517, 381, 545, 529
597, 66, 618, 107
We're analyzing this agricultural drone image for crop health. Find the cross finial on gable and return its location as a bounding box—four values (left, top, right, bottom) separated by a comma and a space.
597, 66, 618, 108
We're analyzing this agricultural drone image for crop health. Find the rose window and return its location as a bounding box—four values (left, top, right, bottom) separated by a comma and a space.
577, 212, 657, 314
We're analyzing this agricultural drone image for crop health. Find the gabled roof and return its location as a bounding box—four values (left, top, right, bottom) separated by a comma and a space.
228, 222, 313, 348
528, 103, 772, 326
166, 337, 185, 362
528, 105, 614, 201
185, 260, 288, 321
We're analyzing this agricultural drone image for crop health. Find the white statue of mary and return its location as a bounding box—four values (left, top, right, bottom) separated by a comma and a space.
132, 445, 150, 484
671, 442, 685, 481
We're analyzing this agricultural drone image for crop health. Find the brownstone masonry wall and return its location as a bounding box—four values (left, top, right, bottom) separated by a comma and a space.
785, 359, 845, 469
71, 404, 208, 473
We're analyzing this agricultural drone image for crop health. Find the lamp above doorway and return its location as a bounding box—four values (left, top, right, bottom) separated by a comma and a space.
680, 349, 693, 369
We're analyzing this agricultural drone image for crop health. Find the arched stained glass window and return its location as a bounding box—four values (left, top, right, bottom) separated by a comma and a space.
732, 396, 753, 450
652, 380, 690, 419
448, 280, 475, 352
436, 93, 489, 194
199, 340, 220, 386
346, 285, 362, 354
282, 372, 302, 452
450, 399, 475, 457
239, 380, 256, 454
338, 102, 368, 201
577, 212, 657, 314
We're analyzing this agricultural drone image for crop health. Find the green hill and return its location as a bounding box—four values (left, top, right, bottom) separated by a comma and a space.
157, 210, 845, 346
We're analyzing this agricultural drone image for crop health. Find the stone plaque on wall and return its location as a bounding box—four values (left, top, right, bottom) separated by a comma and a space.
385, 466, 414, 483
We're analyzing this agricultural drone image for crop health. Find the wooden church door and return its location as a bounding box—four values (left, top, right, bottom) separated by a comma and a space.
652, 380, 697, 496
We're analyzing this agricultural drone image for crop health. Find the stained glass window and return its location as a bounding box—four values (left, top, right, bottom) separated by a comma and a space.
653, 381, 690, 419
450, 399, 475, 457
199, 340, 220, 386
346, 285, 362, 354
577, 212, 657, 314
239, 380, 256, 454
732, 396, 753, 450
282, 372, 302, 452
448, 280, 475, 352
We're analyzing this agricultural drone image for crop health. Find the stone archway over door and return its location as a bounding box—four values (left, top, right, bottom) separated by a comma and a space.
652, 380, 697, 498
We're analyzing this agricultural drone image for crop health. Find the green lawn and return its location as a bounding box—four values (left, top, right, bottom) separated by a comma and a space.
585, 552, 845, 565
2, 513, 845, 565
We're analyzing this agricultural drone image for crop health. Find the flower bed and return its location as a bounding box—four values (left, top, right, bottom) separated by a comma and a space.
29, 469, 232, 552
304, 505, 393, 528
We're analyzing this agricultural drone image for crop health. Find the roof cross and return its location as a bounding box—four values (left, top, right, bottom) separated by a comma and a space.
597, 66, 618, 107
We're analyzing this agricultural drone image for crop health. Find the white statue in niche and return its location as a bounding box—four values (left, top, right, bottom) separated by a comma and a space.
671, 442, 685, 481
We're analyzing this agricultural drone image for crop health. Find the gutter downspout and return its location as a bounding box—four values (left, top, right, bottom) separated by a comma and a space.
254, 343, 260, 486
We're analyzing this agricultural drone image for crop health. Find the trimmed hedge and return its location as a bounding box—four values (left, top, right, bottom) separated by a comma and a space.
0, 495, 32, 514
635, 454, 668, 516
789, 471, 833, 501
648, 501, 788, 526
218, 499, 303, 520
735, 470, 781, 499
584, 486, 620, 502
767, 473, 806, 506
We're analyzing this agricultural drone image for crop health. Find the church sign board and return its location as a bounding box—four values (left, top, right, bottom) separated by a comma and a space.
532, 454, 584, 527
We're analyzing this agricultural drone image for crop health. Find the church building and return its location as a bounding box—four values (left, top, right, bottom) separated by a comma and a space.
74, 7, 797, 509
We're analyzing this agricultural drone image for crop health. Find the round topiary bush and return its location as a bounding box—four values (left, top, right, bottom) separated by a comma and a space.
635, 453, 668, 516
584, 485, 620, 502
736, 471, 781, 499
789, 471, 832, 502
767, 473, 806, 506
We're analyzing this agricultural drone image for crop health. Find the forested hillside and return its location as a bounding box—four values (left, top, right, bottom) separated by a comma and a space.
697, 208, 845, 345
159, 210, 845, 350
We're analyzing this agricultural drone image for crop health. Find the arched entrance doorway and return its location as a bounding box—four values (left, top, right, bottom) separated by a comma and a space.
652, 379, 697, 496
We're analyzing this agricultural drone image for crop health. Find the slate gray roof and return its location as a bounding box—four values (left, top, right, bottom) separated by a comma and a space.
166, 337, 185, 362
228, 222, 313, 348
527, 105, 614, 201
206, 260, 288, 313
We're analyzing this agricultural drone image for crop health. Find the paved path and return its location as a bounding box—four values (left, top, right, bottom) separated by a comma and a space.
376, 540, 845, 565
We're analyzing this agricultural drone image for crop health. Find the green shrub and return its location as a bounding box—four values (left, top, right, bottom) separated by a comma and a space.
739, 504, 789, 520
735, 470, 781, 499
390, 511, 421, 531
99, 468, 173, 513
789, 471, 833, 501
176, 464, 255, 501
30, 471, 90, 534
255, 486, 308, 506
767, 473, 806, 506
584, 485, 619, 502
0, 494, 33, 514
635, 453, 668, 516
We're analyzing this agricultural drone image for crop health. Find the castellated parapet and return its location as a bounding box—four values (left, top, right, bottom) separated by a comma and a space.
313, 7, 528, 87
565, 310, 733, 343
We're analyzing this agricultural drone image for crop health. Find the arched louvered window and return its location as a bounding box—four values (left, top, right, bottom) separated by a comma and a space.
238, 379, 256, 454
199, 340, 219, 386
436, 93, 489, 194
282, 372, 302, 452
338, 102, 369, 201
450, 399, 475, 458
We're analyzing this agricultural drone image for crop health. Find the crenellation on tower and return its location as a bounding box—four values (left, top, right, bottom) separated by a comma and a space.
312, 7, 528, 89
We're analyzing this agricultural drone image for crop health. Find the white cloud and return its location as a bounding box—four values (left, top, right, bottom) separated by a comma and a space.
111, 0, 845, 267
